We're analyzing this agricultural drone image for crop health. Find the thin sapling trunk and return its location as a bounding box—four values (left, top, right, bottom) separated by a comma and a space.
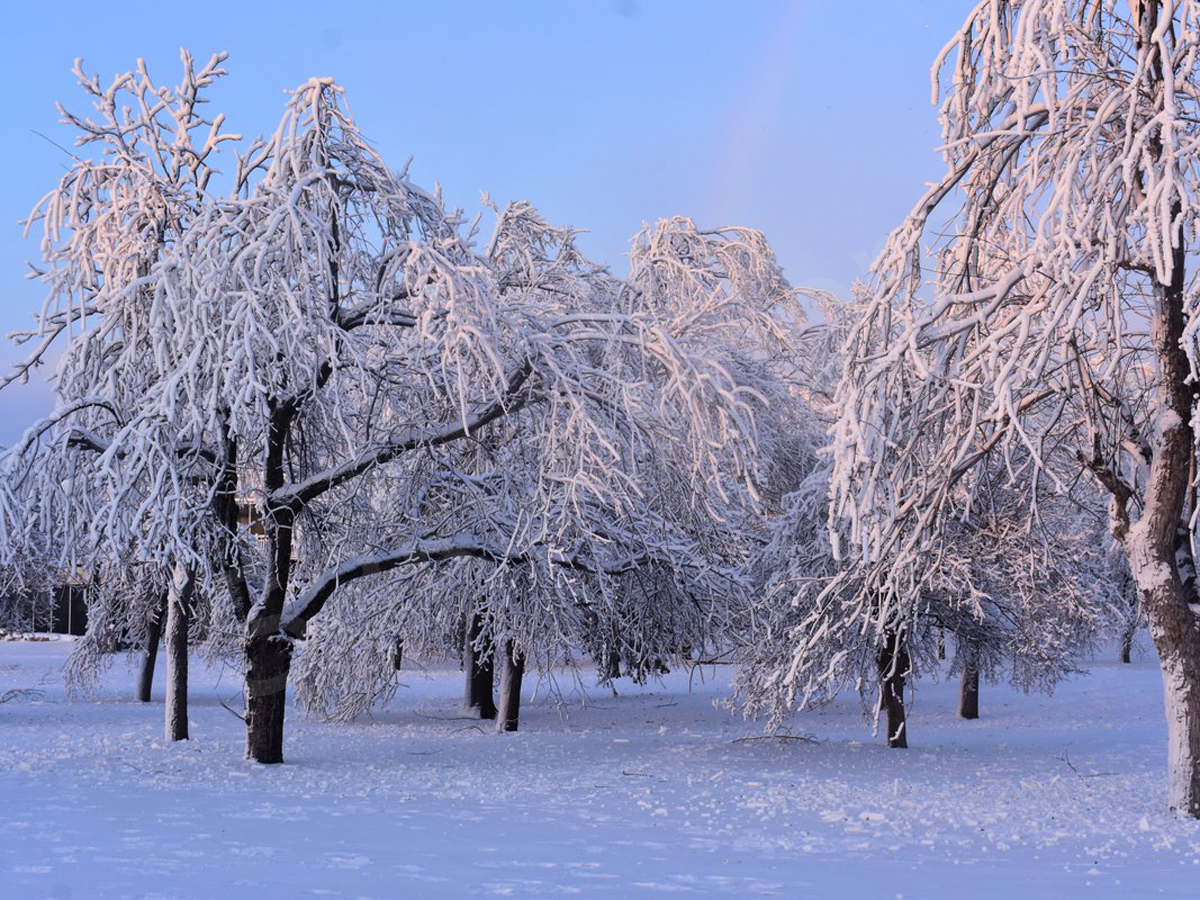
957, 635, 981, 720
497, 640, 526, 733
137, 589, 168, 703
463, 612, 497, 719
877, 629, 909, 749
164, 566, 194, 742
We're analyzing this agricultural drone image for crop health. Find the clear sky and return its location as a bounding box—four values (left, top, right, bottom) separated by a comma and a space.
0, 0, 972, 444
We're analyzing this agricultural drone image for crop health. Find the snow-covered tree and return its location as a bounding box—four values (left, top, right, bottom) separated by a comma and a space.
0, 51, 246, 740
826, 0, 1200, 815
737, 442, 1116, 748
289, 209, 804, 728
924, 469, 1115, 721
1, 57, 788, 763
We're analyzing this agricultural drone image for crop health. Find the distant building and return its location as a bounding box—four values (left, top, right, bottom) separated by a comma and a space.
3, 585, 87, 636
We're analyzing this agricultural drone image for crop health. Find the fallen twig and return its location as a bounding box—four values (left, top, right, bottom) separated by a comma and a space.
1057, 750, 1116, 781
0, 688, 44, 704
416, 712, 494, 721
732, 733, 818, 745
218, 696, 246, 722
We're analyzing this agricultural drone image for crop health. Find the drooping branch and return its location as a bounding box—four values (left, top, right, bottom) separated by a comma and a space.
279, 535, 517, 636
268, 359, 535, 512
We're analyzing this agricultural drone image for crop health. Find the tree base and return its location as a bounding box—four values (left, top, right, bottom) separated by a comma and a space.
245, 635, 292, 764
878, 630, 909, 749
497, 641, 525, 733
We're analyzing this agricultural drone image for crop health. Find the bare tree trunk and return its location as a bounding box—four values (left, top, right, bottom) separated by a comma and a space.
1120, 622, 1136, 665
245, 634, 292, 764
959, 667, 980, 720
393, 636, 404, 671
463, 612, 496, 719
959, 659, 980, 721
242, 400, 300, 765
599, 645, 621, 697
136, 589, 168, 703
1117, 536, 1140, 664
877, 629, 909, 749
601, 648, 621, 683
957, 635, 980, 719
164, 566, 193, 742
584, 612, 621, 686
1119, 0, 1200, 821
1124, 343, 1200, 817
497, 640, 525, 733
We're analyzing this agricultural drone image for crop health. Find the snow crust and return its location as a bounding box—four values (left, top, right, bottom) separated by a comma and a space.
0, 640, 1198, 898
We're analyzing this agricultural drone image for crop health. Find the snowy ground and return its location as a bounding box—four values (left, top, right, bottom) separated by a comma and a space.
0, 640, 1197, 899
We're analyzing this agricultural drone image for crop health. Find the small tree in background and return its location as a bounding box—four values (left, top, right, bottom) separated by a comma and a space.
289, 210, 805, 728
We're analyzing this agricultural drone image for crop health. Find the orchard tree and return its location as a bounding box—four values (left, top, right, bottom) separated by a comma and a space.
827, 0, 1200, 815
922, 469, 1115, 721
216, 88, 774, 762
290, 210, 802, 729
1, 56, 784, 764
0, 52, 245, 741
737, 435, 1117, 747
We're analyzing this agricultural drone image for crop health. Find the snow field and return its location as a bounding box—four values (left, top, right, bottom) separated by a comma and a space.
0, 639, 1197, 898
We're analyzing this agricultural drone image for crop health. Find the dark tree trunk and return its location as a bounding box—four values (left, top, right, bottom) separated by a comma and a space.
457, 613, 468, 669
937, 629, 947, 661
245, 634, 293, 764
393, 635, 404, 671
958, 637, 980, 719
877, 629, 909, 749
497, 640, 525, 733
164, 568, 193, 742
245, 410, 298, 764
136, 589, 169, 703
602, 648, 621, 683
1118, 545, 1139, 664
1120, 623, 1135, 665
598, 623, 621, 684
959, 664, 980, 720
463, 612, 496, 719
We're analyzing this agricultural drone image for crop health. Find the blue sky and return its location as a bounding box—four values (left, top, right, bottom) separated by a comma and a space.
0, 0, 971, 443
